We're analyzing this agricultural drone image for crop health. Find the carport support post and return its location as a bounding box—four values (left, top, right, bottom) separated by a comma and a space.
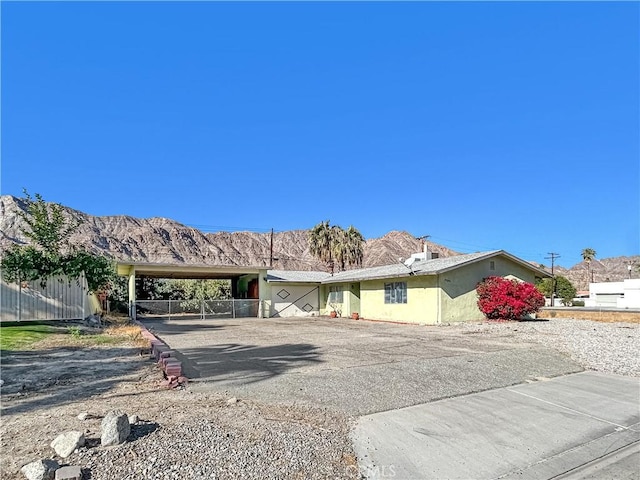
128, 267, 136, 321
258, 269, 269, 318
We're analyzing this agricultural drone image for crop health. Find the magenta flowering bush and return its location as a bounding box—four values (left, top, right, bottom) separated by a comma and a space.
476, 276, 545, 320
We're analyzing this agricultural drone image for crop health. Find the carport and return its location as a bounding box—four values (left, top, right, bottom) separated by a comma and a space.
116, 262, 270, 320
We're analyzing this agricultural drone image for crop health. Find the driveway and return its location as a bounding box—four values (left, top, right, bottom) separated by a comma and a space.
140, 316, 639, 479
140, 316, 582, 415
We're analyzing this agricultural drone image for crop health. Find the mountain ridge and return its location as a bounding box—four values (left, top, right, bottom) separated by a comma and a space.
1, 195, 636, 289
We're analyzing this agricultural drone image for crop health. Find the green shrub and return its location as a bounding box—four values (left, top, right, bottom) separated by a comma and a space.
571, 300, 585, 307
67, 326, 82, 338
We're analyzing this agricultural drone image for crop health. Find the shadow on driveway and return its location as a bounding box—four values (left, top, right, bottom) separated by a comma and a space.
171, 342, 323, 384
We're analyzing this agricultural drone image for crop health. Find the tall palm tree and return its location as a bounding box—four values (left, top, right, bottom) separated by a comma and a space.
309, 221, 365, 273
581, 248, 597, 284
309, 220, 335, 270
342, 225, 365, 269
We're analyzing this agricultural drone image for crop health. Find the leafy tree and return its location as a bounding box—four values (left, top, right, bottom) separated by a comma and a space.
309, 221, 365, 272
1, 190, 115, 292
476, 276, 545, 320
167, 279, 231, 310
536, 276, 577, 306
581, 248, 597, 284
18, 189, 82, 254
167, 279, 231, 301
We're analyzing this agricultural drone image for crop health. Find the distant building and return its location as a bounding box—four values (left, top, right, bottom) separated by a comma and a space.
585, 279, 640, 309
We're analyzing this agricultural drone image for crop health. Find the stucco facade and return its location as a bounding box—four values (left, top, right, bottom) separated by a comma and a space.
439, 255, 541, 323
360, 276, 439, 323
264, 251, 548, 324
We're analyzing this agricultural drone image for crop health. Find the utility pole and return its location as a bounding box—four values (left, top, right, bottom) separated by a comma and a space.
545, 252, 560, 307
269, 228, 274, 268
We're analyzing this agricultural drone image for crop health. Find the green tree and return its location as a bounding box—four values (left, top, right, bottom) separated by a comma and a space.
581, 248, 597, 284
18, 189, 82, 254
1, 190, 114, 292
309, 221, 365, 272
536, 276, 577, 306
167, 279, 231, 301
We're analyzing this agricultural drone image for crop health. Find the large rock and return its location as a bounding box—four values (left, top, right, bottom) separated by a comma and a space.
50, 431, 85, 458
101, 410, 130, 446
20, 459, 59, 480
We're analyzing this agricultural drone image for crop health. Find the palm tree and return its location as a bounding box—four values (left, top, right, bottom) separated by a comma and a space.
342, 225, 365, 269
581, 248, 597, 284
309, 221, 335, 270
332, 225, 365, 271
308, 221, 365, 273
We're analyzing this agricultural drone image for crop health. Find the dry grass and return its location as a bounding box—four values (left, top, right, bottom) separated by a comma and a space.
538, 309, 640, 323
103, 324, 149, 347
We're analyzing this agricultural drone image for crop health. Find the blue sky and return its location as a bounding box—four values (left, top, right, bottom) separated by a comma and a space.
1, 2, 638, 267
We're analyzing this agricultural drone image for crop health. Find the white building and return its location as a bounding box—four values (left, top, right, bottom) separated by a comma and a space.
585, 279, 640, 309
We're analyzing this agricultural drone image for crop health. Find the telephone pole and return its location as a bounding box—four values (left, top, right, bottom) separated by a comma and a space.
269, 228, 274, 267
545, 252, 560, 306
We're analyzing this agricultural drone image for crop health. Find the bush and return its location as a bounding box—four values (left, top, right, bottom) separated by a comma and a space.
571, 300, 585, 307
476, 276, 545, 320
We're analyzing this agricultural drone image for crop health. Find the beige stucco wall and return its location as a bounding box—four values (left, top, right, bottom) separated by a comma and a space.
360, 275, 439, 324
439, 256, 541, 323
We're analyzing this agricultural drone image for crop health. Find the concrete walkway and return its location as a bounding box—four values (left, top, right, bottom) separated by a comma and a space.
351, 371, 640, 480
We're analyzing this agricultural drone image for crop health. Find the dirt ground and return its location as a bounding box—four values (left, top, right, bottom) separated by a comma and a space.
0, 322, 356, 479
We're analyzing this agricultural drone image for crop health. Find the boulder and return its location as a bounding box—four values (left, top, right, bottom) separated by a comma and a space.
83, 314, 101, 328
20, 459, 59, 480
50, 431, 85, 458
101, 410, 130, 446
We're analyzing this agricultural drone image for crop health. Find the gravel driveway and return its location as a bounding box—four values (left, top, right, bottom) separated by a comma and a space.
140, 316, 586, 415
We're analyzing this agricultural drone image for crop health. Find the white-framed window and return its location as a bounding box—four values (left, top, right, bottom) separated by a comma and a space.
328, 285, 343, 303
490, 261, 495, 270
384, 282, 407, 304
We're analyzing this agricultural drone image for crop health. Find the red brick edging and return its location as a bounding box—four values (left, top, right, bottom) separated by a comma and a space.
135, 320, 188, 389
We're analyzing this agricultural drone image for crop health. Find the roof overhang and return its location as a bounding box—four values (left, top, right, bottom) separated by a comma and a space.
116, 262, 266, 279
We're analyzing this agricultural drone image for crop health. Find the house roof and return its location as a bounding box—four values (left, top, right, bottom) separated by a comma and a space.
322, 250, 551, 284
266, 270, 331, 283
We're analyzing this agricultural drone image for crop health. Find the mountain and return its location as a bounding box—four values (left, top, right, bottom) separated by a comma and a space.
2, 195, 635, 286
0, 195, 458, 271
549, 257, 639, 291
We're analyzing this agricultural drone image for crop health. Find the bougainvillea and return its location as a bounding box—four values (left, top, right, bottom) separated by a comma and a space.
476, 276, 545, 320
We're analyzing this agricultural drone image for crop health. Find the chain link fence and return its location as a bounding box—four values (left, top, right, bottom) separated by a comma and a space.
135, 299, 260, 320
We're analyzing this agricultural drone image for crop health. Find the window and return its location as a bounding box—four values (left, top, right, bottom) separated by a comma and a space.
328, 286, 343, 303
489, 261, 495, 270
384, 282, 407, 304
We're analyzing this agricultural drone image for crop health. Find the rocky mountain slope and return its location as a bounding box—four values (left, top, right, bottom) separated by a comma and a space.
1, 195, 636, 287
0, 195, 457, 272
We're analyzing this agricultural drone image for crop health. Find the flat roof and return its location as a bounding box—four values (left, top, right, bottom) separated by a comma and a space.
117, 262, 266, 279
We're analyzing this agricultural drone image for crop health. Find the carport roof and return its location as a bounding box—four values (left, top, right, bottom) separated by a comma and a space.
117, 262, 266, 279
322, 250, 551, 284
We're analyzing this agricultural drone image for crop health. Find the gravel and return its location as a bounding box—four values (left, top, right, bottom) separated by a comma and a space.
73, 394, 358, 480
3, 317, 637, 480
456, 317, 640, 377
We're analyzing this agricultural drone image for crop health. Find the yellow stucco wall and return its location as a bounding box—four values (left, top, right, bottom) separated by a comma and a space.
439, 256, 541, 323
320, 282, 361, 317
360, 275, 439, 324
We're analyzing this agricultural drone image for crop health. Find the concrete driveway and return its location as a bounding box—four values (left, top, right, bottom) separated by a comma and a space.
140, 316, 582, 415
